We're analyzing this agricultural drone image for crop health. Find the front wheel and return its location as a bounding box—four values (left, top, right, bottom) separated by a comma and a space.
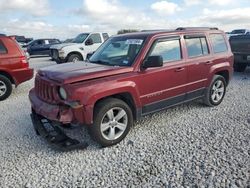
0, 75, 12, 101
90, 98, 133, 147
203, 75, 226, 107
67, 54, 83, 63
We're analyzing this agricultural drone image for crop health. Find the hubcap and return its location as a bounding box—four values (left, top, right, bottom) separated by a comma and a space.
72, 57, 79, 63
0, 81, 7, 97
211, 80, 225, 103
100, 107, 128, 141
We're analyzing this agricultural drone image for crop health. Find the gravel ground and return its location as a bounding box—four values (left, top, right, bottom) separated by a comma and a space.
0, 57, 249, 187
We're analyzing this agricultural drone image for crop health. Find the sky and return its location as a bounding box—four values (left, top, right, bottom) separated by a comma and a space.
0, 0, 250, 40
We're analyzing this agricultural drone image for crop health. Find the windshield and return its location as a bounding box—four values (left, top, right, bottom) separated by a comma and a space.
72, 33, 89, 43
89, 36, 146, 66
231, 29, 246, 34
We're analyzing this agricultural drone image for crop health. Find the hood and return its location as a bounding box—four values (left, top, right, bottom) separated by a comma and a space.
38, 62, 133, 84
50, 43, 77, 50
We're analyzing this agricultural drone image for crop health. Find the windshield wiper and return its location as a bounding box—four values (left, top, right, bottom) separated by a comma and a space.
90, 60, 112, 66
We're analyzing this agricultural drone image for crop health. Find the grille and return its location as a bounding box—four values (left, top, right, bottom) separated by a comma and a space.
35, 77, 58, 103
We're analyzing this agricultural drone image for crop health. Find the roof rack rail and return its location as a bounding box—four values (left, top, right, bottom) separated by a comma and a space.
141, 29, 170, 32
176, 27, 218, 31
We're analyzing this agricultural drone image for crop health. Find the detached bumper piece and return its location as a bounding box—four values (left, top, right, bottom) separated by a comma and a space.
31, 112, 88, 151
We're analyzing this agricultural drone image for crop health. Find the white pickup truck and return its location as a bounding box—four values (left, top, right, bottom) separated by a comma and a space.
50, 32, 109, 64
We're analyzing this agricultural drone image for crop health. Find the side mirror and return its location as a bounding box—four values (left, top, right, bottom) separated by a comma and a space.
142, 55, 163, 69
86, 51, 95, 60
85, 38, 94, 46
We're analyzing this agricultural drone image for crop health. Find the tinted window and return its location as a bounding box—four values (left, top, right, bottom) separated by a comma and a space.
210, 34, 228, 53
0, 41, 7, 54
89, 34, 102, 43
102, 33, 109, 41
185, 36, 209, 57
149, 39, 181, 63
35, 40, 44, 45
49, 39, 60, 44
231, 29, 245, 34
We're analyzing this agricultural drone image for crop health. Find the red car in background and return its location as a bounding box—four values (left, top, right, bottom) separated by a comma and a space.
0, 36, 33, 101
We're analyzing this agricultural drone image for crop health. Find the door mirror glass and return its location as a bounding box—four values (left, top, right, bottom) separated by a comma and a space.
143, 55, 163, 69
85, 38, 94, 46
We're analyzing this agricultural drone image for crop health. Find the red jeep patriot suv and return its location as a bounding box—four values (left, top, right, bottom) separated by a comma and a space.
29, 27, 233, 150
0, 36, 33, 101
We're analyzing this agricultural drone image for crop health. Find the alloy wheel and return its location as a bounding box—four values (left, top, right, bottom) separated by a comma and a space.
100, 107, 128, 141
211, 80, 225, 103
0, 81, 7, 97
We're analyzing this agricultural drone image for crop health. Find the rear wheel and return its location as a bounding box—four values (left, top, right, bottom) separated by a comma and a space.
203, 75, 226, 107
90, 98, 133, 147
67, 54, 83, 63
234, 63, 246, 72
0, 75, 12, 101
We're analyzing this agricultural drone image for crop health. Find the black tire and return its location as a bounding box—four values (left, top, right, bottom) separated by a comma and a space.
234, 63, 246, 72
90, 98, 133, 147
67, 54, 83, 63
203, 75, 226, 107
0, 75, 12, 101
55, 60, 63, 64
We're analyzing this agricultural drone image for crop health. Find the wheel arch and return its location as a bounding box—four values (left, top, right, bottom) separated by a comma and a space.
66, 51, 84, 62
0, 70, 15, 85
214, 70, 229, 86
93, 92, 138, 121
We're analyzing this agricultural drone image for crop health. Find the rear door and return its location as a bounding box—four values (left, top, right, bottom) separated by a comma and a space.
0, 39, 9, 67
0, 37, 23, 69
136, 36, 188, 114
184, 34, 211, 97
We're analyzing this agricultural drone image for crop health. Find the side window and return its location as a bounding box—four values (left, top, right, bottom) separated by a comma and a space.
49, 39, 60, 44
102, 33, 109, 41
185, 36, 209, 57
210, 34, 228, 53
149, 39, 181, 63
89, 34, 102, 44
44, 40, 49, 45
0, 40, 7, 54
36, 40, 44, 45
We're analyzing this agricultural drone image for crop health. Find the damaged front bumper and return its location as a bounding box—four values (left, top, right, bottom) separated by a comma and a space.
30, 111, 88, 151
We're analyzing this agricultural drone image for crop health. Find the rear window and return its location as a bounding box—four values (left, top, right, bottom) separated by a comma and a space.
185, 36, 209, 57
210, 34, 228, 53
0, 40, 7, 54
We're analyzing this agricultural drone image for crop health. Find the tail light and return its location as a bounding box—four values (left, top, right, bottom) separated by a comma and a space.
20, 56, 29, 68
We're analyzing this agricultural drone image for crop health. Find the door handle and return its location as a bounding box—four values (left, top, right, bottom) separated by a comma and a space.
175, 67, 185, 72
205, 61, 213, 65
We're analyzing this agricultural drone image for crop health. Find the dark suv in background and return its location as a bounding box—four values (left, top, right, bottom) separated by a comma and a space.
25, 39, 61, 56
229, 35, 250, 72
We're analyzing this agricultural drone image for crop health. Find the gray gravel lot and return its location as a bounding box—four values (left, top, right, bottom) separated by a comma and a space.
0, 57, 249, 187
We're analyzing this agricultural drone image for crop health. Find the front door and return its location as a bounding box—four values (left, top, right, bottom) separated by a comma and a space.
83, 33, 103, 59
136, 37, 187, 115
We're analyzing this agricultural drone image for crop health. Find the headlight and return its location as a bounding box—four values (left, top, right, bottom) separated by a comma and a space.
59, 87, 67, 100
58, 49, 65, 57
